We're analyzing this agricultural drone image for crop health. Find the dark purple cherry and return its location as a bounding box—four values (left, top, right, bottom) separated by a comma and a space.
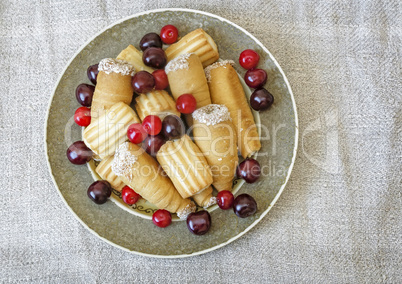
233, 194, 257, 218
142, 47, 167, 69
87, 180, 112, 204
162, 115, 185, 140
186, 211, 211, 235
250, 88, 274, 111
66, 141, 93, 165
236, 158, 261, 183
139, 33, 163, 51
87, 64, 99, 85
143, 134, 166, 157
244, 68, 267, 89
75, 83, 95, 107
132, 71, 155, 94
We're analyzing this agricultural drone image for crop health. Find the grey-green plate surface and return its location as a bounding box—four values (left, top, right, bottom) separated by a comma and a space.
45, 8, 298, 258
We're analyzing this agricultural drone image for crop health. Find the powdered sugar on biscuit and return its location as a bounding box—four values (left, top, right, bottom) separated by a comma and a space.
192, 104, 231, 126
112, 142, 138, 179
98, 58, 136, 76
204, 60, 235, 82
204, 197, 217, 208
176, 202, 196, 220
164, 53, 193, 74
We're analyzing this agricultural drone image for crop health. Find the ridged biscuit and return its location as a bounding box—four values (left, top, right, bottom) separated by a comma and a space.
134, 90, 180, 121
157, 135, 213, 199
83, 102, 141, 159
165, 29, 219, 68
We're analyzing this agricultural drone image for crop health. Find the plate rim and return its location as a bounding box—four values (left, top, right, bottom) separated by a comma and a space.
44, 8, 299, 258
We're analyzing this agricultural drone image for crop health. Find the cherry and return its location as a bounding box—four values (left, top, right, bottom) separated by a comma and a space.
142, 47, 167, 69
233, 194, 257, 218
121, 185, 140, 205
239, 49, 260, 70
66, 141, 93, 165
87, 180, 112, 204
152, 69, 169, 90
142, 134, 166, 157
186, 211, 211, 235
152, 209, 172, 228
132, 71, 155, 94
139, 32, 163, 51
217, 190, 234, 210
236, 158, 261, 183
87, 64, 99, 85
142, 115, 162, 136
250, 88, 274, 111
160, 25, 179, 44
75, 83, 94, 106
162, 115, 185, 140
176, 94, 197, 114
244, 69, 267, 89
74, 107, 91, 127
127, 123, 147, 144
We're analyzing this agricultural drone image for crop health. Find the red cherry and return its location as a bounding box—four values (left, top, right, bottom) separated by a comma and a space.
142, 115, 162, 135
127, 123, 147, 144
152, 209, 172, 228
216, 190, 234, 210
176, 94, 197, 114
160, 25, 179, 44
74, 107, 91, 127
152, 69, 169, 90
244, 69, 267, 89
239, 49, 260, 70
121, 186, 141, 205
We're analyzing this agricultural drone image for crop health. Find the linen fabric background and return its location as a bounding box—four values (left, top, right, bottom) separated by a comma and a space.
0, 0, 401, 283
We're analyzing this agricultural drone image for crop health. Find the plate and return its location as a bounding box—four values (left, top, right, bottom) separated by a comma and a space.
45, 8, 298, 258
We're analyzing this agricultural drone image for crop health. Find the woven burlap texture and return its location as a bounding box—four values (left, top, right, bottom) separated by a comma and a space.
0, 0, 400, 283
